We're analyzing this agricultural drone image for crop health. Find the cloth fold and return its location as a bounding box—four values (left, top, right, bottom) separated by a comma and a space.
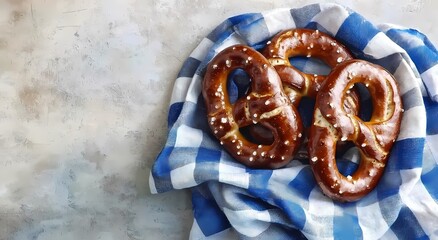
150, 3, 438, 239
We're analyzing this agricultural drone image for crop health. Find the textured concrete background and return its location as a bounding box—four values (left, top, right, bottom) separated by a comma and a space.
0, 0, 436, 239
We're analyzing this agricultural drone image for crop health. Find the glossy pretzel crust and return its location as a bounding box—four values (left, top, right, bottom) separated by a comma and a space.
202, 45, 303, 169
308, 59, 403, 202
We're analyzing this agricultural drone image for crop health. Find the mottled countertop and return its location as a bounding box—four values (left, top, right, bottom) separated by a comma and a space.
0, 0, 437, 239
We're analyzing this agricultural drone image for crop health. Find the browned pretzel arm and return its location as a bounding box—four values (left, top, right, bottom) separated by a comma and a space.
202, 45, 303, 169
308, 59, 403, 202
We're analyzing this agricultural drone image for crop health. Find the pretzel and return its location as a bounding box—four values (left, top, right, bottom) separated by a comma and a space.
308, 59, 403, 202
247, 29, 359, 155
263, 28, 354, 105
202, 45, 303, 169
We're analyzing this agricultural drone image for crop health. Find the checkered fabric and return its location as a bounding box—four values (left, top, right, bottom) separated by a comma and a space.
150, 3, 438, 239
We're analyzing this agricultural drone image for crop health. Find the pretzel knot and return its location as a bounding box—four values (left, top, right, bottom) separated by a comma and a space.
202, 45, 303, 169
308, 60, 403, 202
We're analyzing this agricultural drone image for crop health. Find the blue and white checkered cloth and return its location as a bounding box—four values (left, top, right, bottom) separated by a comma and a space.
150, 3, 438, 239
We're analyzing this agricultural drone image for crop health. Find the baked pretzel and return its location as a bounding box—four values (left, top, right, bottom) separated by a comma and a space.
263, 28, 354, 104
202, 45, 303, 169
308, 59, 403, 202
247, 29, 359, 156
